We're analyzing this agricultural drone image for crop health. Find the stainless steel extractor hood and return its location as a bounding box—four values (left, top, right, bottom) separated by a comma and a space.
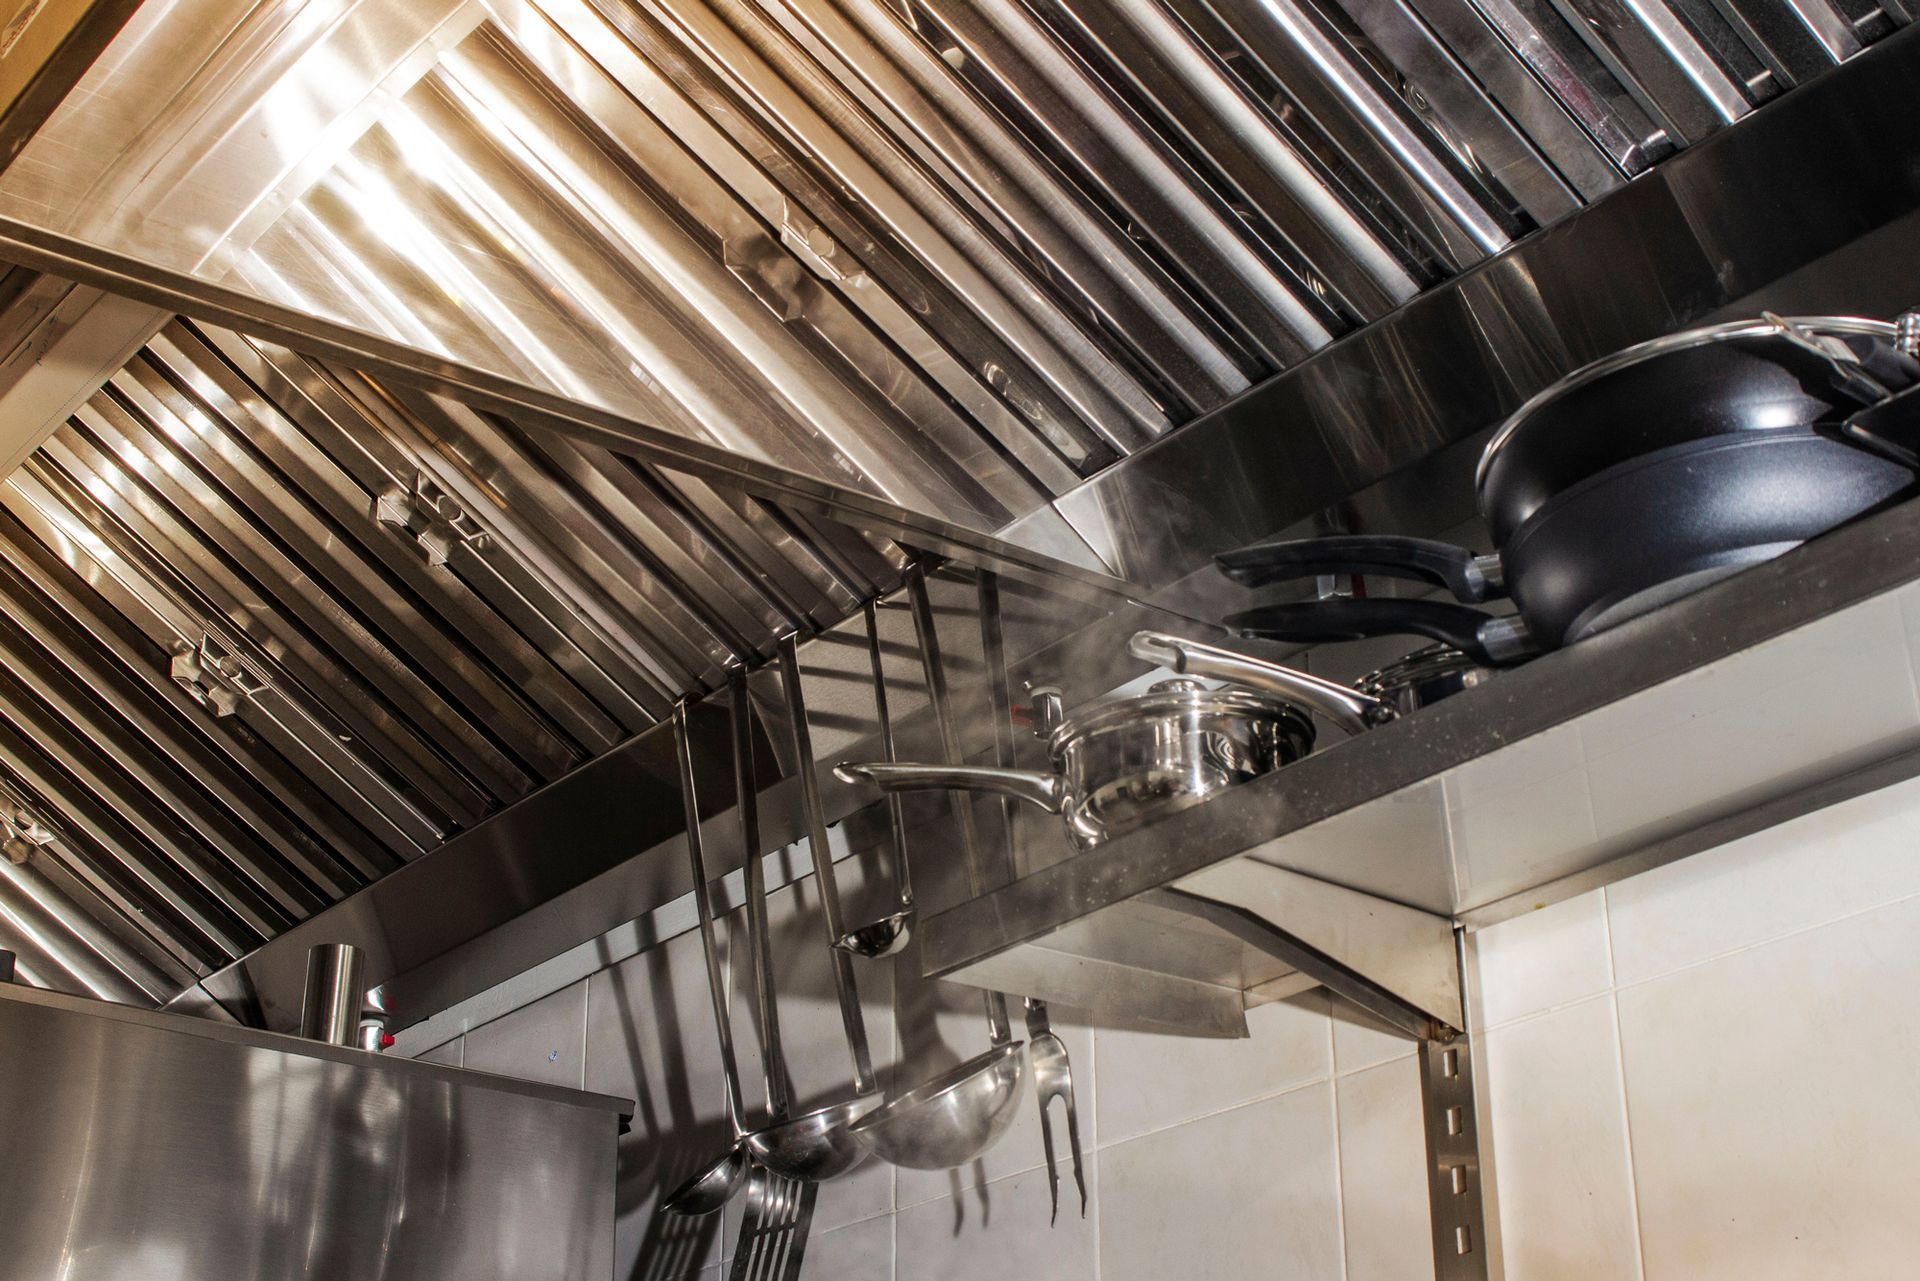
0, 0, 1911, 1020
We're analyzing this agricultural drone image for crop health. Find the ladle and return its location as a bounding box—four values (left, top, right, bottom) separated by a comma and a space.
835, 600, 914, 959
661, 702, 751, 1217
847, 564, 1026, 1170
730, 669, 879, 1181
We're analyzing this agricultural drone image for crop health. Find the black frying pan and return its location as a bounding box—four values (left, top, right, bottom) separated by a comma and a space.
1476, 324, 1920, 544
1218, 314, 1920, 661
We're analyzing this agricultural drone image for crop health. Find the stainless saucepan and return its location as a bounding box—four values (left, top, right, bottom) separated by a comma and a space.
834, 639, 1317, 849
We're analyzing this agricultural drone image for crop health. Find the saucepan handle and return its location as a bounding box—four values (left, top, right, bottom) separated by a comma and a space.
834, 762, 1068, 813
1214, 535, 1506, 604
1227, 599, 1539, 667
1127, 630, 1387, 736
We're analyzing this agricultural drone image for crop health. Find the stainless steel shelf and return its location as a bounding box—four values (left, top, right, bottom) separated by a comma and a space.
919, 500, 1920, 1035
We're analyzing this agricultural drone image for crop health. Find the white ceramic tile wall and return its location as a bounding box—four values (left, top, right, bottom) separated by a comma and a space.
462, 979, 588, 1088
419, 858, 1437, 1280
1450, 580, 1920, 911
1470, 772, 1920, 1281
1337, 1058, 1436, 1281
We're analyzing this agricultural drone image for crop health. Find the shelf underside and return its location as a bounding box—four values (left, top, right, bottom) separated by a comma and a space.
922, 502, 1920, 1035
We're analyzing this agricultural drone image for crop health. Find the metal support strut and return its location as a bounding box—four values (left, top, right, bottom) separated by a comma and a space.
1420, 1032, 1490, 1281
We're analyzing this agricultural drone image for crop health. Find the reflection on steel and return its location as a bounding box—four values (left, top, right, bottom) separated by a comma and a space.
0, 0, 142, 173
0, 217, 1126, 595
0, 981, 625, 1281
157, 27, 1920, 1033
300, 942, 368, 1047
925, 908, 1255, 1039
174, 580, 981, 1033
0, 4, 1913, 1020
0, 312, 920, 1004
1150, 858, 1461, 1036
182, 698, 749, 1030
0, 0, 1900, 543
1025, 24, 1920, 589
0, 838, 179, 1004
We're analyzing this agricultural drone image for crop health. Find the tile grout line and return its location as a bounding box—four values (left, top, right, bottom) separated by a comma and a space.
1472, 869, 1920, 1037
1607, 878, 1920, 998
1607, 989, 1651, 1281
1472, 989, 1616, 1036
1325, 1012, 1352, 1281
1601, 883, 1621, 991
576, 975, 590, 1090
1089, 1064, 1342, 1158
1331, 1029, 1421, 1079
1088, 1011, 1101, 1281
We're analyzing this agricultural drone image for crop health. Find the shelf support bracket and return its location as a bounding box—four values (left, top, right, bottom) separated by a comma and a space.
1150, 859, 1463, 1040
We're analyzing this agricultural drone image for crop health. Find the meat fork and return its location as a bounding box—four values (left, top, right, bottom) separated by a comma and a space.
1025, 998, 1086, 1223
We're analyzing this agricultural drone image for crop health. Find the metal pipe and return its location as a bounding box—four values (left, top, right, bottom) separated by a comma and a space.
299, 943, 367, 1046
0, 861, 155, 1003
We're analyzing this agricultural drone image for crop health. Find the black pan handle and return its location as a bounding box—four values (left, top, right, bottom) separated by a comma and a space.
1835, 380, 1920, 470
1226, 598, 1539, 667
1845, 337, 1920, 397
1214, 535, 1507, 603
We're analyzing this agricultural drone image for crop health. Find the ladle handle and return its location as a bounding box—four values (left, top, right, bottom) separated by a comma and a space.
905, 566, 1015, 1049
976, 573, 1023, 1049
729, 670, 789, 1120
863, 600, 913, 907
672, 703, 749, 1134
778, 635, 879, 1098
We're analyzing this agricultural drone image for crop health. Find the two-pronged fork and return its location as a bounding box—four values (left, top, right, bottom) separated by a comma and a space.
1025, 998, 1086, 1223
